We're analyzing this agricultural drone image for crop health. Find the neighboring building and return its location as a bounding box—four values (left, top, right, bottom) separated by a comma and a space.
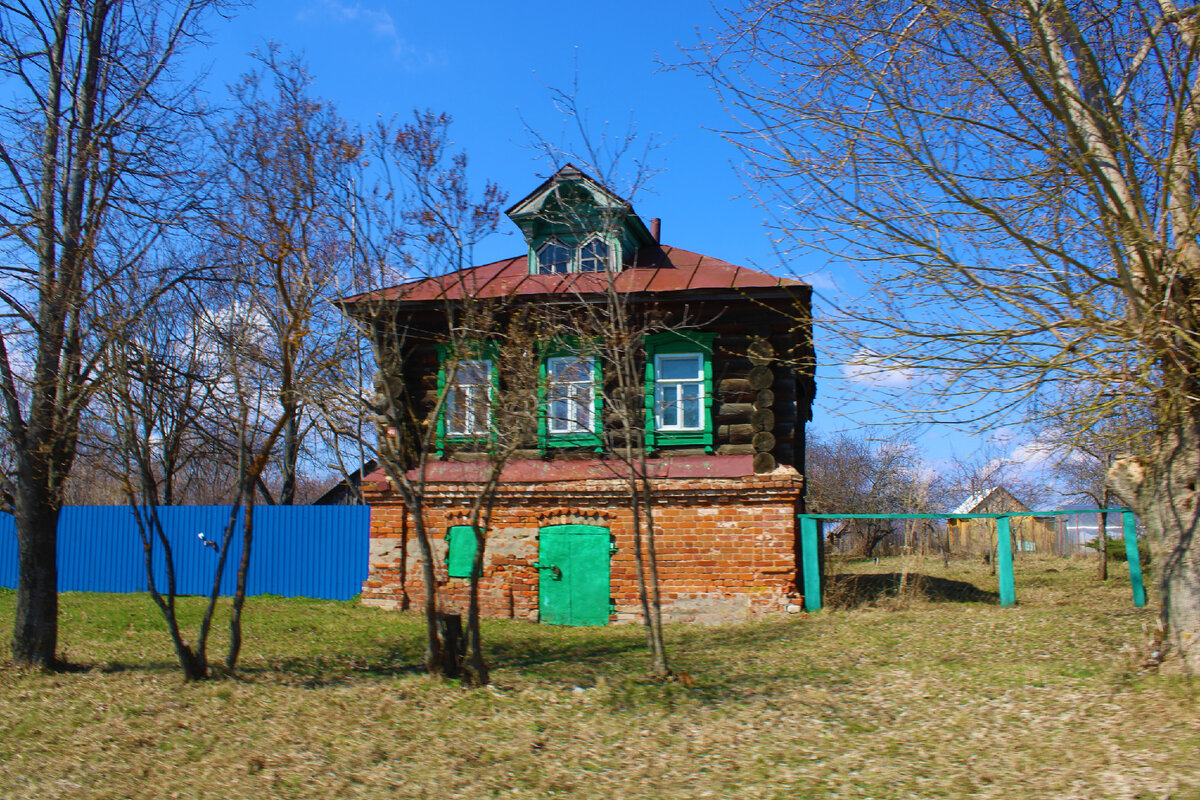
312, 460, 378, 506
947, 486, 1057, 554
341, 165, 815, 624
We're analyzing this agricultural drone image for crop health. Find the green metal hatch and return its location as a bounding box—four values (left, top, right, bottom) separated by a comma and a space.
537, 524, 611, 626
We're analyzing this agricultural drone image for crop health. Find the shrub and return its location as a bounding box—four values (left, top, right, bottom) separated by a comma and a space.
1084, 537, 1151, 565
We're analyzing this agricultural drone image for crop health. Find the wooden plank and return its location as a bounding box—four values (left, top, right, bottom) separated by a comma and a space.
717, 379, 754, 403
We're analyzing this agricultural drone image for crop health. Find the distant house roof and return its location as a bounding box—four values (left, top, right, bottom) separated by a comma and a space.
341, 246, 805, 307
313, 460, 377, 506
950, 486, 1032, 515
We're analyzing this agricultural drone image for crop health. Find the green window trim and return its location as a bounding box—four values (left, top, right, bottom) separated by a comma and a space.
445, 525, 479, 579
539, 343, 604, 450
644, 331, 715, 450
435, 341, 500, 454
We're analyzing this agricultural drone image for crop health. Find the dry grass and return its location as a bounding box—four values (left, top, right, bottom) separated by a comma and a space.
1, 555, 1197, 799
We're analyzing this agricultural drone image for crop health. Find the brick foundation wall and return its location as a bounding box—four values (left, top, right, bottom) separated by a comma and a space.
362, 468, 804, 625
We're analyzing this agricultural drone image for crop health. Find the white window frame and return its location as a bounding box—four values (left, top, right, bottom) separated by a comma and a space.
445, 359, 492, 436
654, 353, 705, 431
546, 356, 595, 434
578, 237, 609, 273
536, 240, 571, 275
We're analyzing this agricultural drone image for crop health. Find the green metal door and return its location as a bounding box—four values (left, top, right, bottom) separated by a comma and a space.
538, 525, 611, 626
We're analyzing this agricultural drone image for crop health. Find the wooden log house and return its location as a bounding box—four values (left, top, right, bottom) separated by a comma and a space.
342, 165, 816, 624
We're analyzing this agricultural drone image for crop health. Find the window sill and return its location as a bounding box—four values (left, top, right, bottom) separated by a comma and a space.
544, 433, 603, 449
652, 431, 712, 447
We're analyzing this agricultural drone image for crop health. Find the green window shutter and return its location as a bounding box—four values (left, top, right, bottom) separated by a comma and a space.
643, 331, 716, 450
434, 343, 448, 456
446, 525, 478, 579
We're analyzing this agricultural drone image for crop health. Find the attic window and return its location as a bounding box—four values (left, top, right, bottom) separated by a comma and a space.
579, 238, 609, 272
536, 241, 571, 275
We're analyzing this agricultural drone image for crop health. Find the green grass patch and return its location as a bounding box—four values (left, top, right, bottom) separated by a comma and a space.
0, 556, 1195, 799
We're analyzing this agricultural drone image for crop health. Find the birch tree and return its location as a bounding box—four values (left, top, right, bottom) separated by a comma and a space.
701, 0, 1200, 670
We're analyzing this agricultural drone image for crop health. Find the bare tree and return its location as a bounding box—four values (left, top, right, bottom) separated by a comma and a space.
1039, 390, 1154, 578
208, 47, 362, 506
806, 431, 944, 557
699, 1, 1200, 669
0, 0, 220, 668
346, 111, 508, 679
97, 286, 297, 680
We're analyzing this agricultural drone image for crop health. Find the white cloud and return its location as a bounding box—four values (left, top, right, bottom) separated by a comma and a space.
297, 1, 417, 61
1009, 440, 1052, 470
801, 269, 839, 292
841, 349, 918, 388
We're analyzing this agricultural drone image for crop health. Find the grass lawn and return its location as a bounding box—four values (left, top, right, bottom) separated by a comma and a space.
1, 555, 1197, 799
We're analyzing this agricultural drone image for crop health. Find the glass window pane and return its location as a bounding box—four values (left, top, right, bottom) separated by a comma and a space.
682, 392, 700, 429
657, 385, 678, 427
654, 352, 705, 432
580, 239, 608, 272
447, 359, 491, 435
457, 361, 489, 384
549, 357, 590, 383
537, 242, 570, 274
658, 354, 701, 381
547, 356, 594, 434
446, 387, 466, 433
549, 397, 570, 432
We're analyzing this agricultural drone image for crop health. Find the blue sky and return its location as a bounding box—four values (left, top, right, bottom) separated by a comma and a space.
194, 0, 1049, 492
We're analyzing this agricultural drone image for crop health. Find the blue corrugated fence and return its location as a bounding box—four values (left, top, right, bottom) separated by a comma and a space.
0, 505, 369, 601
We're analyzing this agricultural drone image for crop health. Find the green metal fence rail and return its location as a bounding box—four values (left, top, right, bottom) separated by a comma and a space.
796, 509, 1147, 612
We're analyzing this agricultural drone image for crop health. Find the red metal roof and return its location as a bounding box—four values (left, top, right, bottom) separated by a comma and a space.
341, 245, 806, 305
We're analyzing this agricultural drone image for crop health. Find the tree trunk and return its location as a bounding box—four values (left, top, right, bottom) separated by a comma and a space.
1111, 418, 1200, 671
226, 497, 255, 670
464, 518, 489, 686
280, 410, 299, 505
11, 480, 59, 668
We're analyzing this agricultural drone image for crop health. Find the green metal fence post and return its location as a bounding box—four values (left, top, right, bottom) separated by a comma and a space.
996, 515, 1016, 607
800, 516, 822, 612
1123, 511, 1147, 608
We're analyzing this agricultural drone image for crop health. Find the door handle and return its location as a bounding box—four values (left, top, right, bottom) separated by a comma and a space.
533, 562, 562, 581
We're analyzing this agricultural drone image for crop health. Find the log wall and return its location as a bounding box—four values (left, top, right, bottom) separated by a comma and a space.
382, 294, 815, 475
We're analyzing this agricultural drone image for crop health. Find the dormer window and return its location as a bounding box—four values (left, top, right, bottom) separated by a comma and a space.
536, 240, 571, 274
509, 165, 659, 277
534, 237, 614, 275
579, 238, 609, 272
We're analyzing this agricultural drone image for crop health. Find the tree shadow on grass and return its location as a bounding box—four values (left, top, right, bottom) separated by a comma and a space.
825, 572, 998, 608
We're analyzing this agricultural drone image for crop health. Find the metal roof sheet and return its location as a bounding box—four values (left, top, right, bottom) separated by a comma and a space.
341, 245, 806, 306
